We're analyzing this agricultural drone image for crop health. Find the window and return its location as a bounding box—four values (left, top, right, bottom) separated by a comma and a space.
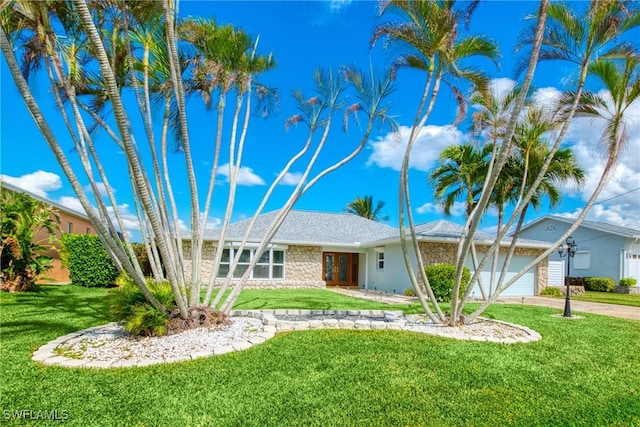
218, 248, 285, 279
86, 227, 91, 234
377, 251, 385, 270
573, 251, 590, 270
67, 222, 73, 233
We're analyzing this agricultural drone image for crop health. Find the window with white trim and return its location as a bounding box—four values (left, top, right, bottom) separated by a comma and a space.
377, 250, 385, 270
218, 248, 285, 279
573, 251, 590, 270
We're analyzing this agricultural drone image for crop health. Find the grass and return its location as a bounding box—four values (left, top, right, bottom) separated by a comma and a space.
552, 290, 640, 307
1, 285, 639, 426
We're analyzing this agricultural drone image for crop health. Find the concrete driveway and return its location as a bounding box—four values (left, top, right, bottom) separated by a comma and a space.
499, 296, 640, 321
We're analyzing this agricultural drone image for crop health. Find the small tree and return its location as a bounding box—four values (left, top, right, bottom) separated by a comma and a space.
344, 195, 389, 222
0, 190, 60, 292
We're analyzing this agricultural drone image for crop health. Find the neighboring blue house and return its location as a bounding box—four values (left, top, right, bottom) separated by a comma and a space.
517, 215, 640, 285
183, 210, 552, 297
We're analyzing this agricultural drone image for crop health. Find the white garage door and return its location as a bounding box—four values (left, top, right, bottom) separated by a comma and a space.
466, 254, 536, 297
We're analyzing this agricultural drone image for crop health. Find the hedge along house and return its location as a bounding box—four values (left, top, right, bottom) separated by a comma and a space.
517, 215, 640, 285
1, 181, 96, 283
183, 210, 552, 297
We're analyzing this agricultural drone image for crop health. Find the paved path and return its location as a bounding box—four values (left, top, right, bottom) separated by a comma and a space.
329, 288, 640, 321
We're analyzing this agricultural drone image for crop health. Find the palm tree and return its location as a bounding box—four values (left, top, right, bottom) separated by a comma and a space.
0, 191, 60, 292
429, 143, 493, 218
373, 0, 501, 324
345, 196, 389, 222
464, 0, 639, 323
490, 107, 585, 293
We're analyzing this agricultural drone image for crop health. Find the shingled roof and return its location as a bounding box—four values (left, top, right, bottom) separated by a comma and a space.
201, 210, 397, 247
196, 210, 550, 248
369, 219, 550, 248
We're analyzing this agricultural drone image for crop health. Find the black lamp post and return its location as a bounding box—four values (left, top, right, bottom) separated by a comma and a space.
557, 236, 578, 317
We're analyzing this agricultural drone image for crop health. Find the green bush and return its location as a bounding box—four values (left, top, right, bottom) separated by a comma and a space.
108, 276, 176, 336
62, 234, 119, 287
619, 277, 637, 287
424, 264, 471, 302
404, 288, 416, 297
130, 243, 162, 277
540, 287, 563, 297
583, 277, 615, 292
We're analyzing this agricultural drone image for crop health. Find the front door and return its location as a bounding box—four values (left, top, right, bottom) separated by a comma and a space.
323, 252, 358, 286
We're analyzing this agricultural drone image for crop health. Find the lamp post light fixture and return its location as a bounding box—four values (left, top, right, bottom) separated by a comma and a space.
557, 236, 578, 317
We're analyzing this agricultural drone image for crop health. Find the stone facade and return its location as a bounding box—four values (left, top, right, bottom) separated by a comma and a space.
416, 242, 548, 295
182, 241, 325, 289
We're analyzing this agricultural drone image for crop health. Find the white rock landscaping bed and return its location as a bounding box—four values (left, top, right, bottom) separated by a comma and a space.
33, 310, 541, 368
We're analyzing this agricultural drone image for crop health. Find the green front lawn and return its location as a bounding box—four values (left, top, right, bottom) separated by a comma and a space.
554, 290, 640, 307
1, 285, 639, 426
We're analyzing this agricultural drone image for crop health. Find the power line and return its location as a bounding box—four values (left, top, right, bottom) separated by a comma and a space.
592, 187, 640, 206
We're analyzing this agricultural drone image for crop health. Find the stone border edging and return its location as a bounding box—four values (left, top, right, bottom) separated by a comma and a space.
32, 310, 541, 369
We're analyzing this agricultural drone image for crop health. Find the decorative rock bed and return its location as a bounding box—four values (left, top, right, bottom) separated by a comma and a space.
32, 310, 542, 369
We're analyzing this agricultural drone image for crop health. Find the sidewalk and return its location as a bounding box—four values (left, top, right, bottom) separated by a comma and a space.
329, 288, 640, 321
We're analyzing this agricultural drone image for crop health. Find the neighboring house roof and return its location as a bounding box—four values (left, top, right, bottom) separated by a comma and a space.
0, 180, 90, 220
518, 215, 640, 239
200, 210, 398, 247
196, 210, 551, 249
369, 219, 551, 248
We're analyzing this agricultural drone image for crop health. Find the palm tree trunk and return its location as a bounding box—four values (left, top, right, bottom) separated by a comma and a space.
398, 69, 445, 323
74, 0, 188, 317
0, 28, 166, 314
162, 0, 201, 291
452, 0, 548, 323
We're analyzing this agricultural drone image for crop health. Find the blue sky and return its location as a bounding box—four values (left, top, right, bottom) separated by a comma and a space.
1, 0, 639, 240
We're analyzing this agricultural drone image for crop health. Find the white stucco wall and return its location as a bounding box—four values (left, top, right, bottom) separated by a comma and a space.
364, 242, 544, 297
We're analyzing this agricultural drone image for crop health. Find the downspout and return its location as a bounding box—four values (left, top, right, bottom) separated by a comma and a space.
620, 247, 625, 281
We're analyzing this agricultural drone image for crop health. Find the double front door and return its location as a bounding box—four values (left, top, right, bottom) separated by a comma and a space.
323, 252, 358, 287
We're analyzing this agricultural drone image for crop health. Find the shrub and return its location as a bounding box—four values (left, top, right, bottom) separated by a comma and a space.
131, 243, 160, 277
424, 264, 471, 302
0, 191, 59, 292
108, 276, 176, 336
125, 303, 171, 337
583, 277, 615, 292
63, 234, 118, 287
404, 288, 416, 297
619, 277, 637, 287
540, 287, 563, 297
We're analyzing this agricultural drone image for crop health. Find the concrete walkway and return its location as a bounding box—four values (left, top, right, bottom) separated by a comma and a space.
329, 288, 640, 321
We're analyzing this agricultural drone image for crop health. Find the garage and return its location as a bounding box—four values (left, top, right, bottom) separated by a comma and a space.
466, 254, 537, 297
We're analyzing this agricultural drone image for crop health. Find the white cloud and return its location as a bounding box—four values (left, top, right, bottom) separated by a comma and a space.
416, 201, 466, 217
367, 125, 466, 172
531, 86, 561, 110
489, 78, 516, 100
560, 93, 640, 227
106, 203, 141, 232
280, 172, 303, 186
217, 163, 266, 186
57, 196, 86, 215
1, 170, 62, 197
